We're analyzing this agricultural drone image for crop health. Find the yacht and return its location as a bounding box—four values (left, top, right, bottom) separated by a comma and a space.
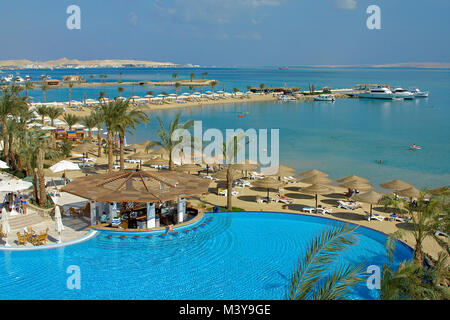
393, 88, 415, 100
314, 94, 336, 101
410, 88, 429, 98
358, 87, 394, 99
1, 74, 13, 83
14, 76, 26, 83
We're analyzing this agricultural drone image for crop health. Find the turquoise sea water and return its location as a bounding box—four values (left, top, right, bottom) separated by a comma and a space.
6, 67, 450, 188
0, 212, 413, 300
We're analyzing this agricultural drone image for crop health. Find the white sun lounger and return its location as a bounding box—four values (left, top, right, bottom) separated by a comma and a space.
435, 230, 449, 238
219, 190, 239, 197
316, 207, 333, 215
302, 207, 316, 213
367, 213, 386, 221
338, 200, 358, 210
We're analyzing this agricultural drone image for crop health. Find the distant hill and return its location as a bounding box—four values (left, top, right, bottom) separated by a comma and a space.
304, 62, 450, 69
0, 57, 178, 69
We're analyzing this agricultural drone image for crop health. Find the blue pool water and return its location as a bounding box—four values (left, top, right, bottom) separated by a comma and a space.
0, 212, 412, 300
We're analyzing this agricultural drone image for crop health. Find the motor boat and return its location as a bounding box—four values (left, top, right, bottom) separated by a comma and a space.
278, 95, 296, 101
393, 88, 415, 100
25, 75, 31, 81
1, 74, 13, 83
14, 76, 26, 83
410, 88, 429, 98
314, 94, 336, 101
358, 87, 394, 99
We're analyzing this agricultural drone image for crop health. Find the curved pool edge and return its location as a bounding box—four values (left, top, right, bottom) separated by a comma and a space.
215, 211, 415, 254
0, 230, 99, 252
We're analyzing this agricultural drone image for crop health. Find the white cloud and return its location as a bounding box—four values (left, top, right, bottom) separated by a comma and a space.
335, 0, 357, 10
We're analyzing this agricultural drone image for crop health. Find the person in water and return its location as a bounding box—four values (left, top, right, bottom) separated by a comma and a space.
166, 224, 174, 235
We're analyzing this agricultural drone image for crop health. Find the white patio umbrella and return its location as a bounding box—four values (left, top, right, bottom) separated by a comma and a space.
54, 206, 65, 243
1, 207, 11, 246
0, 179, 33, 192
41, 126, 57, 131
0, 160, 9, 169
71, 124, 86, 129
145, 94, 153, 98
50, 160, 80, 173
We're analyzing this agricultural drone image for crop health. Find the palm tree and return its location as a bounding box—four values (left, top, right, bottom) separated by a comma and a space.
36, 106, 49, 125
113, 100, 149, 170
189, 85, 195, 95
68, 83, 74, 106
118, 87, 125, 97
40, 83, 50, 103
174, 82, 181, 99
63, 113, 80, 130
211, 80, 218, 94
246, 85, 252, 93
233, 88, 240, 96
391, 194, 447, 266
201, 72, 209, 79
172, 73, 178, 80
380, 238, 450, 300
81, 115, 97, 141
99, 100, 124, 172
190, 73, 195, 82
287, 224, 365, 300
145, 112, 193, 171
91, 110, 104, 157
259, 83, 265, 95
46, 106, 65, 148
24, 81, 34, 98
98, 91, 106, 102
0, 89, 28, 160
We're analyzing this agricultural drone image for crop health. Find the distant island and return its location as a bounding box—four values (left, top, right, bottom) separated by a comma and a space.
0, 58, 199, 69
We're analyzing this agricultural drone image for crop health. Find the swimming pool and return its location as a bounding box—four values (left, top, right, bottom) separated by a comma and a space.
0, 212, 412, 300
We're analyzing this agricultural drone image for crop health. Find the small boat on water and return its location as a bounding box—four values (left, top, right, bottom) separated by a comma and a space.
359, 87, 394, 99
25, 75, 31, 81
314, 94, 336, 101
279, 67, 289, 70
393, 88, 415, 100
410, 88, 429, 98
278, 95, 296, 101
14, 76, 25, 83
1, 74, 13, 83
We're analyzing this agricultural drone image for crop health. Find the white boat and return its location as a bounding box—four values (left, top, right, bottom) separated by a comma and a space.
278, 95, 296, 101
1, 74, 13, 83
314, 94, 336, 101
410, 88, 429, 98
359, 87, 394, 99
393, 88, 415, 100
25, 75, 31, 81
14, 76, 25, 83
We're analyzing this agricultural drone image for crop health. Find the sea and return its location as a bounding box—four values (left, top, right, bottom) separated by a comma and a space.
3, 66, 450, 189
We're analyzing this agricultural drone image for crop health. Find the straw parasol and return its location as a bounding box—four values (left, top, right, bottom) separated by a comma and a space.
396, 186, 422, 199
300, 175, 333, 185
61, 170, 211, 203
144, 157, 170, 167
338, 180, 374, 192
380, 179, 413, 191
300, 184, 334, 208
127, 152, 153, 161
267, 165, 296, 178
336, 175, 370, 184
354, 190, 384, 215
252, 177, 286, 199
148, 147, 170, 158
212, 169, 241, 181
298, 169, 329, 178
174, 164, 204, 174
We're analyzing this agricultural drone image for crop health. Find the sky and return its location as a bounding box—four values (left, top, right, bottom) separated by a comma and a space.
0, 0, 449, 66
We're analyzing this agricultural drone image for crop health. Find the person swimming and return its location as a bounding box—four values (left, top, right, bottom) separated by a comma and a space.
409, 144, 422, 150
165, 224, 175, 235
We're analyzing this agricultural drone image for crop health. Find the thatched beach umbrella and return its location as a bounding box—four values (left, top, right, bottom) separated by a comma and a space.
127, 152, 153, 169
336, 175, 371, 184
253, 177, 286, 199
354, 190, 384, 215
175, 164, 203, 174
338, 180, 374, 192
380, 179, 413, 191
145, 157, 170, 166
298, 169, 329, 178
300, 184, 334, 208
148, 147, 170, 158
267, 165, 296, 178
300, 175, 333, 185
230, 160, 259, 177
396, 186, 422, 199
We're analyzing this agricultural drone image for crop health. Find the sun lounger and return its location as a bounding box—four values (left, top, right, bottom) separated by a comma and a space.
316, 207, 333, 215
338, 200, 359, 210
388, 214, 409, 223
302, 207, 316, 213
435, 230, 449, 238
219, 190, 239, 197
275, 195, 293, 205
367, 213, 386, 221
